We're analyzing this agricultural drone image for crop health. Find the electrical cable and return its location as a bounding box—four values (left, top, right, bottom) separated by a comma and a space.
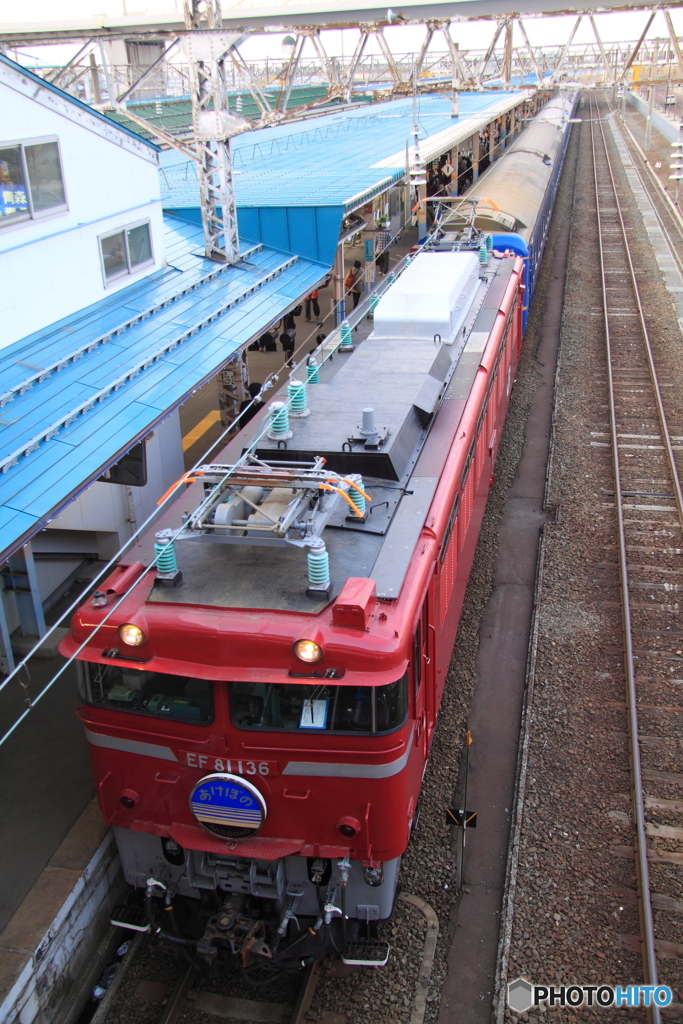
0, 98, 543, 746
0, 217, 420, 748
239, 962, 286, 987
144, 891, 198, 947
166, 896, 202, 970
341, 880, 348, 950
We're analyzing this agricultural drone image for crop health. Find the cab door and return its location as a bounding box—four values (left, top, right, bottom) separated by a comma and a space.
423, 599, 437, 749
413, 601, 432, 758
413, 615, 426, 760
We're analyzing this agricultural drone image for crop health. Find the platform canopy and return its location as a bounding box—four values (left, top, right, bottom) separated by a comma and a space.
162, 90, 530, 266
0, 217, 326, 563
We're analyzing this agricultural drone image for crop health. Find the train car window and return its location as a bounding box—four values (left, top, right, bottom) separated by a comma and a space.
78, 662, 214, 724
229, 674, 408, 734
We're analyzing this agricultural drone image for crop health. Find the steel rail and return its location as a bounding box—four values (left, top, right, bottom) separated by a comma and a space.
589, 92, 659, 1019
158, 965, 197, 1024
595, 107, 683, 545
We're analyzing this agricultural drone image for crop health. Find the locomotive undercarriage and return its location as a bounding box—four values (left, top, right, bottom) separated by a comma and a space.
114, 828, 398, 969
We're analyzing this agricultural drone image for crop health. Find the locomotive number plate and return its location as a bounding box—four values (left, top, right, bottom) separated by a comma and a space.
182, 752, 278, 777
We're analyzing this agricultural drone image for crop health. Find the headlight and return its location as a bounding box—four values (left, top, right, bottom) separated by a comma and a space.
119, 623, 145, 646
294, 639, 322, 663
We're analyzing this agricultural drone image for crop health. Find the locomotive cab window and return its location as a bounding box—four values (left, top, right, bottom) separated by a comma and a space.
78, 663, 214, 724
229, 674, 407, 734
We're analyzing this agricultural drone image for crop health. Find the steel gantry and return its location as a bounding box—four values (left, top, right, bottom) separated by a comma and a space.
4, 6, 683, 261
182, 0, 245, 263
48, 4, 251, 263
11, 13, 683, 114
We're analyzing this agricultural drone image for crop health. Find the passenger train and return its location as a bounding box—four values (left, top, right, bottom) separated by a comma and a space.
60, 89, 577, 976
431, 89, 577, 322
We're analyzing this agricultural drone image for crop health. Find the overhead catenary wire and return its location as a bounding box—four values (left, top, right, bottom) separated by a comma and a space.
0, 208, 410, 697
0, 192, 425, 749
0, 97, 532, 746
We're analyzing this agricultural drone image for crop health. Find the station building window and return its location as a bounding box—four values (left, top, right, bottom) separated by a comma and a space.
0, 137, 67, 223
99, 220, 154, 284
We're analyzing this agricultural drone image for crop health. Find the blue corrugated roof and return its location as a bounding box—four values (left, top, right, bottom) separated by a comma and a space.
160, 91, 519, 211
0, 53, 159, 152
0, 216, 325, 560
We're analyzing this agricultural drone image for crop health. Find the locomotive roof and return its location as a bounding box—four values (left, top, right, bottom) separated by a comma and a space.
143, 254, 517, 612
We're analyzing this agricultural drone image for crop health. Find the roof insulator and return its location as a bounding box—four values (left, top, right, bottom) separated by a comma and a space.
268, 401, 293, 440
307, 539, 330, 596
339, 321, 354, 353
306, 357, 320, 384
359, 408, 379, 446
154, 529, 182, 588
288, 379, 310, 418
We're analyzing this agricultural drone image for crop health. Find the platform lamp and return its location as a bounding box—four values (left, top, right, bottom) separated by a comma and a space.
670, 139, 683, 207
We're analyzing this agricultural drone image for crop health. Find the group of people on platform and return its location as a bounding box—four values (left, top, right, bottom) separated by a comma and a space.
250, 299, 326, 360
249, 302, 327, 370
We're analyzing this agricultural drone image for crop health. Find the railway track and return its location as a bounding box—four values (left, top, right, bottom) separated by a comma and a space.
590, 93, 683, 1019
88, 935, 322, 1024
158, 957, 321, 1024
84, 890, 436, 1024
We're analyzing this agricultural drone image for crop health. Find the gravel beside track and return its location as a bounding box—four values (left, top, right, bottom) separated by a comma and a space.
501, 95, 683, 1023
85, 111, 581, 1024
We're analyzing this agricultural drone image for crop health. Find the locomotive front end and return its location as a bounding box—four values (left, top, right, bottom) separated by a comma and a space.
61, 465, 427, 969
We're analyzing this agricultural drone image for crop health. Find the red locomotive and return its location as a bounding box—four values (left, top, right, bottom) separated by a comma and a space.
61, 243, 524, 973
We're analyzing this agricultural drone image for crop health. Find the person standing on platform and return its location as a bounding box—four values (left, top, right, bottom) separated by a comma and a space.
238, 382, 265, 429
259, 331, 277, 352
280, 331, 295, 366
375, 220, 391, 276
305, 289, 320, 322
346, 260, 363, 310
283, 310, 297, 333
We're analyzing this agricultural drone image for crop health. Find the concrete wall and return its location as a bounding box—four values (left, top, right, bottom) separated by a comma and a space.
0, 61, 165, 349
626, 89, 682, 144
0, 802, 123, 1024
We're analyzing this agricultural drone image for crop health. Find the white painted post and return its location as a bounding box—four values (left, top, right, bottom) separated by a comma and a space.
334, 243, 345, 325
645, 85, 655, 151
417, 180, 427, 240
